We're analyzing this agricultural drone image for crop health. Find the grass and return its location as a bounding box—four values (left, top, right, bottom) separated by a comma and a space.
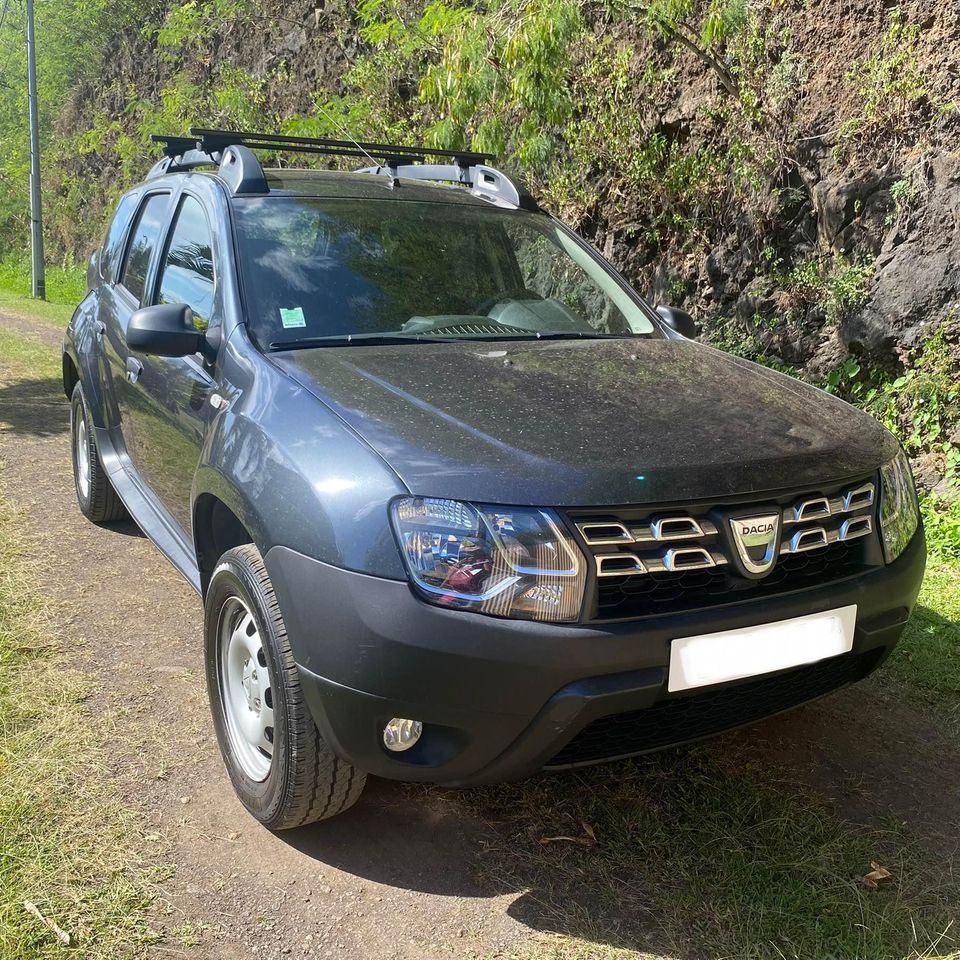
457, 745, 960, 960
0, 258, 83, 327
0, 485, 160, 953
0, 325, 61, 380
888, 562, 960, 729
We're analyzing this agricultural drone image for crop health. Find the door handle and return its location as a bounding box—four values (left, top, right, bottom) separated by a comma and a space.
125, 357, 144, 384
94, 320, 106, 341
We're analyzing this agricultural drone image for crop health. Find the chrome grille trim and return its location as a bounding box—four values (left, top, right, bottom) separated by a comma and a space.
578, 516, 715, 546
662, 547, 716, 572
597, 550, 726, 576
839, 516, 872, 541
791, 497, 831, 523
843, 483, 875, 512
576, 477, 877, 585
596, 554, 647, 577
649, 516, 706, 541
577, 521, 634, 546
784, 482, 876, 525
633, 516, 717, 543
780, 516, 874, 554
787, 527, 829, 553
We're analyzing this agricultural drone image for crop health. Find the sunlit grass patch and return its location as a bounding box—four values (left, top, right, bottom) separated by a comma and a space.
0, 326, 61, 381
0, 290, 75, 328
0, 258, 84, 327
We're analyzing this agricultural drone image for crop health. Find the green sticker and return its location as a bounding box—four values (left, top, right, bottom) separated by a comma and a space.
279, 306, 306, 329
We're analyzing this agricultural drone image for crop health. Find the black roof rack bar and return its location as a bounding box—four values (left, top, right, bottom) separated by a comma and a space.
189, 127, 495, 166
150, 134, 204, 159
204, 137, 426, 166
145, 129, 538, 210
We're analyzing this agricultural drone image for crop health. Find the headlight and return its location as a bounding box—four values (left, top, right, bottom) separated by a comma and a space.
391, 497, 586, 621
879, 450, 920, 563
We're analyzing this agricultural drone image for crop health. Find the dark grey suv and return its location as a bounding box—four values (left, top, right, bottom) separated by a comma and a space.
64, 129, 926, 828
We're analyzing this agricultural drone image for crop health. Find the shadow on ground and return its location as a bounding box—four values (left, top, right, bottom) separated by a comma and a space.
0, 376, 68, 437
280, 679, 960, 959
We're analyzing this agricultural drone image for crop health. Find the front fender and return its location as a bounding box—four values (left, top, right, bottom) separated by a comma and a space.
194, 336, 409, 580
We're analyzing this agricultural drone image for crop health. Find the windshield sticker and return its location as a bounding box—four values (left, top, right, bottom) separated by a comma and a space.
279, 307, 306, 329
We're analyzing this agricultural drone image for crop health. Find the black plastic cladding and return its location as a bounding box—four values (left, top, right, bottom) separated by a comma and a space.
548, 648, 882, 766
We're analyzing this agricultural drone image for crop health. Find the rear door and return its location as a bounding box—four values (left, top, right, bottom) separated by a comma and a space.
90, 191, 140, 427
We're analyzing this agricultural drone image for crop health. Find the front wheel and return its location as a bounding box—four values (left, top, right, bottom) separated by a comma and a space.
204, 544, 366, 828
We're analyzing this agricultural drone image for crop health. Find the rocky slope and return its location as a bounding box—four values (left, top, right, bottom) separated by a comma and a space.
42, 0, 960, 487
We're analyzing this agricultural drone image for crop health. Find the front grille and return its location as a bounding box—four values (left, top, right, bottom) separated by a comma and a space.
570, 476, 882, 621
547, 649, 880, 767
596, 540, 864, 619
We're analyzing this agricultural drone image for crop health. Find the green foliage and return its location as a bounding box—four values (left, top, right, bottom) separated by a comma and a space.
772, 255, 875, 324
824, 320, 960, 487
886, 176, 921, 225
0, 0, 273, 259
0, 0, 126, 258
610, 0, 748, 49
317, 0, 585, 173
155, 0, 247, 48
921, 496, 960, 564
839, 8, 930, 151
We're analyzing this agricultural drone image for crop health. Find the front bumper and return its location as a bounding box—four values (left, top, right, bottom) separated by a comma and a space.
265, 527, 925, 786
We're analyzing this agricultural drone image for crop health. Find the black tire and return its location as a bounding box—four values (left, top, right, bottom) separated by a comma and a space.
70, 381, 128, 523
204, 544, 366, 829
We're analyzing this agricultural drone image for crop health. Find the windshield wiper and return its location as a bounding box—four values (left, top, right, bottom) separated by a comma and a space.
495, 331, 630, 341
269, 333, 461, 350
270, 330, 639, 351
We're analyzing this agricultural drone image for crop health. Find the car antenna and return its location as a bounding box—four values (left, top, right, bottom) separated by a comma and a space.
315, 104, 399, 188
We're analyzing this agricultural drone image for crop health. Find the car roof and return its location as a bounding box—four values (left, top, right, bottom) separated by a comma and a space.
147, 167, 510, 208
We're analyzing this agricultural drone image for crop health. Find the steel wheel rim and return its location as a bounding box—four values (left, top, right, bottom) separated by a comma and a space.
74, 406, 91, 500
218, 596, 275, 781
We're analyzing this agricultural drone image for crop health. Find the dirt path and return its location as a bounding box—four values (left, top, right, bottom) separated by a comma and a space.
0, 312, 527, 959
1, 309, 959, 959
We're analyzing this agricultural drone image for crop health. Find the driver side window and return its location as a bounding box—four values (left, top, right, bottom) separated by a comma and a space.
157, 195, 215, 333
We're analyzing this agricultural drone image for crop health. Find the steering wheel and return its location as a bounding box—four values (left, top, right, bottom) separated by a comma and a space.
471, 287, 544, 316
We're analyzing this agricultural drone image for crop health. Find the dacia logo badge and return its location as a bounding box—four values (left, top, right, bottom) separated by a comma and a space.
729, 512, 780, 575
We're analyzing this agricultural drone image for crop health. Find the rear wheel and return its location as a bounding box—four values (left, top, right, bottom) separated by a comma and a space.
204, 544, 366, 828
70, 381, 128, 523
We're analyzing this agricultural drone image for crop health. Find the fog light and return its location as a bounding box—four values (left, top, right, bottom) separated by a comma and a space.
383, 717, 423, 752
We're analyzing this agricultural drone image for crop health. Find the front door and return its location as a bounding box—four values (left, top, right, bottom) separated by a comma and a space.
121, 192, 219, 537
104, 190, 172, 479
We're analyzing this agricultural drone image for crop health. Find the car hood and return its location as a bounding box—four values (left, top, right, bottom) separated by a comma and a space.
272, 338, 897, 506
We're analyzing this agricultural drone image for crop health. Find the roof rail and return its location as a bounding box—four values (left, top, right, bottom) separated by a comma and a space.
146, 129, 537, 209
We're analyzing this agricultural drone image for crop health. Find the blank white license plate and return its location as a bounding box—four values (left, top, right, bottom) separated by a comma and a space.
668, 605, 857, 693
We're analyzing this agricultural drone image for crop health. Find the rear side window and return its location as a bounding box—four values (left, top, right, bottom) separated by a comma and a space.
119, 193, 170, 305
99, 194, 137, 283
157, 195, 215, 332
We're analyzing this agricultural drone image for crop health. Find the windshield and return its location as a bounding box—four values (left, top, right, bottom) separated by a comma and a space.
232, 197, 661, 349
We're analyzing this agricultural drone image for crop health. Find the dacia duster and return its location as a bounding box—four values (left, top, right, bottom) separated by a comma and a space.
64, 129, 926, 828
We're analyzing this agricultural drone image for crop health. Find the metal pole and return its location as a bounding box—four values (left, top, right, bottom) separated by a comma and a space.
26, 0, 45, 300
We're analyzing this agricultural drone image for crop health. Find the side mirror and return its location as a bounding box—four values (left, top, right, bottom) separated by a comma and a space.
656, 304, 700, 340
126, 303, 205, 357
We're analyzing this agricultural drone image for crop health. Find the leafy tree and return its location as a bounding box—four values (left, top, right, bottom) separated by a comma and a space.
305, 0, 585, 174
